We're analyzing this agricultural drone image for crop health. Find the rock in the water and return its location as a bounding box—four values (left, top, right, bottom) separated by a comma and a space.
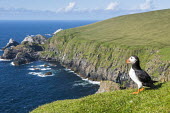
44, 64, 49, 67
45, 72, 52, 75
96, 81, 120, 93
21, 35, 47, 44
34, 68, 40, 70
2, 38, 19, 50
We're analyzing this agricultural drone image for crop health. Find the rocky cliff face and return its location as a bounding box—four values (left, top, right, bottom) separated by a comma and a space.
2, 38, 19, 50
40, 32, 170, 88
22, 35, 47, 44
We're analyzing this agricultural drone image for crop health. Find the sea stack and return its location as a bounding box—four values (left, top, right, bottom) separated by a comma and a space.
2, 38, 19, 50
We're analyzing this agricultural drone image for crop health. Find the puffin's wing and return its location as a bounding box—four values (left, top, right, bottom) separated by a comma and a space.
135, 70, 151, 83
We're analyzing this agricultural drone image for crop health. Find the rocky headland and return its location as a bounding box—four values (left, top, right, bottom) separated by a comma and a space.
0, 35, 47, 66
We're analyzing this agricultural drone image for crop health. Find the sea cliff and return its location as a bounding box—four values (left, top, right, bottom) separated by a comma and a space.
40, 9, 170, 88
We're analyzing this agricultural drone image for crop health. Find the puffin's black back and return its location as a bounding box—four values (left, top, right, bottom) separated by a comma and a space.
131, 55, 156, 87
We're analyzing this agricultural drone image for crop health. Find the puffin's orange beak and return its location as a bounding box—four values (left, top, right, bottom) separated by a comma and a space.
126, 59, 131, 63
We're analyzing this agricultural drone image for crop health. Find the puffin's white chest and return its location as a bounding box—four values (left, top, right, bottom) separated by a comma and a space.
129, 67, 142, 88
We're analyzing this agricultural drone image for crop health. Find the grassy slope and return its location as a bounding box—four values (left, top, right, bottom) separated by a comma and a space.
32, 82, 170, 113
71, 9, 170, 47
47, 9, 170, 62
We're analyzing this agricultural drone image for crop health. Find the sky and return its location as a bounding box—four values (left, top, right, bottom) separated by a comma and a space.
0, 0, 170, 20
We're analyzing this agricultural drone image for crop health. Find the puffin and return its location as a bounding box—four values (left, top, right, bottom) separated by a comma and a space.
126, 55, 157, 94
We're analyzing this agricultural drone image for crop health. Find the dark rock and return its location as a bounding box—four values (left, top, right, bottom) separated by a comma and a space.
45, 72, 52, 75
96, 81, 120, 93
0, 36, 45, 65
1, 48, 17, 59
2, 38, 19, 50
44, 64, 49, 67
21, 35, 47, 44
34, 68, 40, 70
13, 52, 35, 66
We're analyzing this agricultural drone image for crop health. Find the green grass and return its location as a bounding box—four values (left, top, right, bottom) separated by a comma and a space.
31, 82, 170, 113
49, 9, 170, 61
65, 9, 170, 47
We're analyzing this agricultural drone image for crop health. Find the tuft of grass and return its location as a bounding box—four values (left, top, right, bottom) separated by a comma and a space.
31, 82, 170, 113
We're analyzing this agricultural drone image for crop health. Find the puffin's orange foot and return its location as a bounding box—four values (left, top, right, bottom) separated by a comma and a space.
132, 92, 139, 94
139, 88, 145, 92
132, 89, 140, 94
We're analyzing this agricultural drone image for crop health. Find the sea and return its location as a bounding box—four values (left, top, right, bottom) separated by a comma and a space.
0, 20, 100, 113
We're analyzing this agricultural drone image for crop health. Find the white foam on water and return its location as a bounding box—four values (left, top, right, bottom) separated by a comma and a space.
28, 72, 45, 77
77, 75, 100, 85
10, 62, 15, 66
28, 72, 54, 77
64, 68, 71, 71
28, 68, 35, 70
45, 34, 52, 36
28, 68, 40, 70
41, 68, 51, 70
28, 68, 51, 71
10, 61, 33, 66
49, 64, 57, 67
65, 68, 100, 85
39, 65, 50, 67
30, 64, 50, 68
0, 59, 11, 61
68, 70, 74, 73
53, 29, 63, 34
73, 82, 90, 87
86, 80, 100, 85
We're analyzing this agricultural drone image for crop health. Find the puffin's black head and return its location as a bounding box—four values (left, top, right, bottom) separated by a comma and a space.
126, 55, 140, 64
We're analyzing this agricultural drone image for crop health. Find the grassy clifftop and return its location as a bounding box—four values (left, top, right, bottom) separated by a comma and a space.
60, 9, 170, 46
32, 82, 170, 113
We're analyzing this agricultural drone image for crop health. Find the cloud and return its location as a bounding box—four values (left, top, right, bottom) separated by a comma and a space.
139, 0, 153, 10
57, 2, 76, 12
65, 2, 76, 12
105, 2, 119, 10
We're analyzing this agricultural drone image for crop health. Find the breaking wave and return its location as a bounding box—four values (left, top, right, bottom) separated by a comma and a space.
28, 68, 51, 71
65, 68, 100, 85
0, 59, 11, 61
28, 72, 54, 77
